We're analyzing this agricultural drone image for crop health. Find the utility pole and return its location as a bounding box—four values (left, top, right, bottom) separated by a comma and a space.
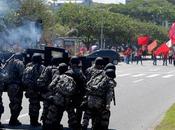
100, 11, 104, 49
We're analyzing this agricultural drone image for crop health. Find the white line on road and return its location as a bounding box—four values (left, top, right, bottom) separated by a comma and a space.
5, 109, 43, 122
132, 74, 145, 77
162, 75, 174, 78
117, 73, 131, 77
166, 70, 175, 74
133, 79, 144, 83
146, 74, 160, 78
5, 113, 28, 122
149, 68, 161, 72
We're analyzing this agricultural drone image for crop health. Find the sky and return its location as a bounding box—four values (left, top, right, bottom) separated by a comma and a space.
46, 0, 126, 4
93, 0, 125, 4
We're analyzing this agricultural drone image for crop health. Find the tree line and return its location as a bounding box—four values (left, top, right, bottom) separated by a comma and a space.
2, 0, 175, 48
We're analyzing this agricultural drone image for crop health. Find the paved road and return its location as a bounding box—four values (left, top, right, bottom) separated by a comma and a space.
1, 60, 175, 130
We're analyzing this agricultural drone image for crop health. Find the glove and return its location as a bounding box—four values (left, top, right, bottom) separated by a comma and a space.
47, 96, 54, 104
106, 105, 110, 110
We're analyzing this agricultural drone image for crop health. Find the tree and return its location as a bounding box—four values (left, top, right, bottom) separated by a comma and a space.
110, 0, 175, 26
56, 4, 168, 47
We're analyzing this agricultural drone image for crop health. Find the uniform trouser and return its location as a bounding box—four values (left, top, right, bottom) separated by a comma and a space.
72, 97, 83, 127
44, 105, 64, 130
7, 84, 23, 118
82, 109, 91, 127
91, 108, 110, 130
29, 97, 40, 118
41, 100, 49, 124
0, 91, 4, 121
66, 107, 78, 128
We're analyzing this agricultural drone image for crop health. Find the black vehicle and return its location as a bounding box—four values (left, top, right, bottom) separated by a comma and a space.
23, 48, 45, 65
23, 47, 69, 66
86, 49, 120, 65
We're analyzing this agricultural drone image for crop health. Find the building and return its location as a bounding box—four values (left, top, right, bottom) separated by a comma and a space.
125, 0, 133, 3
45, 0, 92, 6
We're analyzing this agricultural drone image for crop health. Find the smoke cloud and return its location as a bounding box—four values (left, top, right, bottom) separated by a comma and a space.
0, 0, 43, 52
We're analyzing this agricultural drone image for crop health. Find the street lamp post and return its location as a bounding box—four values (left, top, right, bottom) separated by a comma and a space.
100, 10, 104, 49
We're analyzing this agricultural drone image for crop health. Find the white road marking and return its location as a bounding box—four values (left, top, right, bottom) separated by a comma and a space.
117, 73, 131, 77
133, 79, 144, 83
149, 68, 161, 72
162, 75, 174, 78
166, 70, 175, 74
5, 109, 43, 122
5, 113, 28, 122
132, 74, 145, 77
146, 74, 160, 78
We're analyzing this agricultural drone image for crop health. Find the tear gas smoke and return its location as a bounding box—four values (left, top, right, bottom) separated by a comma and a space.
0, 0, 42, 52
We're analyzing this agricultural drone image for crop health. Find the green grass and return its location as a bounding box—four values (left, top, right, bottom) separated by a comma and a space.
155, 104, 175, 130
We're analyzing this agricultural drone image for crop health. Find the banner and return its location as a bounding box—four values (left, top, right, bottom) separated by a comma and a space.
155, 43, 169, 56
137, 35, 149, 46
169, 22, 175, 45
147, 40, 157, 52
166, 40, 172, 48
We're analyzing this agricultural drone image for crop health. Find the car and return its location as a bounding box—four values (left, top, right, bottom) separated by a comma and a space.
86, 49, 120, 65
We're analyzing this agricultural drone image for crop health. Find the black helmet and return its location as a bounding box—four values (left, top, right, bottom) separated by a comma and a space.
70, 56, 80, 65
32, 54, 42, 64
94, 57, 104, 66
51, 57, 63, 66
105, 69, 116, 79
105, 63, 116, 71
58, 63, 68, 74
14, 53, 23, 61
0, 59, 2, 64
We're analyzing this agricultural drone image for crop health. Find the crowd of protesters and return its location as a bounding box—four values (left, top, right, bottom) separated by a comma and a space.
122, 47, 175, 66
122, 47, 144, 65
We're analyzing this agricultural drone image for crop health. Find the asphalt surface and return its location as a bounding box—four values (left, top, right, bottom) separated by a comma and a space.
1, 60, 175, 130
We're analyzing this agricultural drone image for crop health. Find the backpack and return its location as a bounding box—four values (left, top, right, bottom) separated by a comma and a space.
86, 71, 108, 97
55, 74, 77, 97
86, 71, 109, 109
22, 64, 44, 89
0, 68, 8, 82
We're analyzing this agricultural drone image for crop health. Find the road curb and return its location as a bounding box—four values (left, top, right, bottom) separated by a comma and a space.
147, 113, 165, 130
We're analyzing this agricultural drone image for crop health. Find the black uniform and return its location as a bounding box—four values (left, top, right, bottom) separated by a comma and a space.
6, 56, 25, 126
22, 54, 45, 127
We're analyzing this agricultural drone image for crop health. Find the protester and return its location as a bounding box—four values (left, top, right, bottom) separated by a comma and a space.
136, 48, 143, 65
169, 49, 173, 64
162, 52, 168, 66
152, 51, 157, 66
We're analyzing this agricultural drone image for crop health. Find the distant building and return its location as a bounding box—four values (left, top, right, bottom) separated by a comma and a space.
45, 0, 92, 7
125, 0, 133, 3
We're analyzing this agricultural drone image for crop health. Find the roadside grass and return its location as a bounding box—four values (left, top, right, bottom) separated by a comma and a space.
155, 104, 175, 130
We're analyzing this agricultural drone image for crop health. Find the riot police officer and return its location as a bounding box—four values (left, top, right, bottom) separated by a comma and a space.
22, 54, 45, 127
0, 59, 5, 127
65, 56, 86, 130
82, 57, 105, 130
37, 57, 63, 124
6, 53, 25, 126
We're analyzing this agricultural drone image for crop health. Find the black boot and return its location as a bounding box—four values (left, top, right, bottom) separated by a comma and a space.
30, 116, 41, 127
82, 125, 87, 130
58, 124, 63, 130
70, 124, 81, 130
9, 115, 21, 126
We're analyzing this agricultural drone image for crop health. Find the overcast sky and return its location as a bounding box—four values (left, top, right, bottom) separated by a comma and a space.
93, 0, 125, 4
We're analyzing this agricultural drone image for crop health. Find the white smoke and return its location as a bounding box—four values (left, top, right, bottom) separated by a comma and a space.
0, 0, 20, 16
0, 1, 9, 16
2, 21, 42, 48
0, 0, 43, 52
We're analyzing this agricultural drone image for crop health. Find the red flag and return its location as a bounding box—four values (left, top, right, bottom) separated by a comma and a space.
147, 40, 158, 52
155, 43, 169, 56
169, 22, 175, 45
137, 35, 149, 46
166, 40, 172, 48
